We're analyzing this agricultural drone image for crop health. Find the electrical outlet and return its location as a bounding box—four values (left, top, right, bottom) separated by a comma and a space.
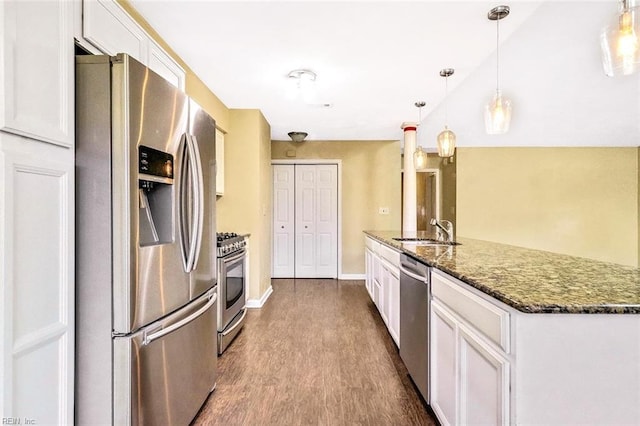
379, 207, 389, 215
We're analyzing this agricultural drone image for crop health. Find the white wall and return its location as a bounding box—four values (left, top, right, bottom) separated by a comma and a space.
418, 1, 640, 149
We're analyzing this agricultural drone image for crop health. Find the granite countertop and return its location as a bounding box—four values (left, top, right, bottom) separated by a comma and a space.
364, 230, 640, 314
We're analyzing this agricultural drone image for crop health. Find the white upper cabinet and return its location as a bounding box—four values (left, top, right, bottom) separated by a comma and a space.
82, 0, 146, 59
0, 0, 74, 147
148, 39, 185, 90
81, 0, 186, 90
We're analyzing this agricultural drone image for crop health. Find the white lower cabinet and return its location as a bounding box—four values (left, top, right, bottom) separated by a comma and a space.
431, 271, 510, 426
0, 134, 75, 424
364, 236, 400, 347
387, 265, 400, 345
458, 324, 509, 425
364, 247, 374, 299
430, 301, 458, 426
430, 269, 640, 425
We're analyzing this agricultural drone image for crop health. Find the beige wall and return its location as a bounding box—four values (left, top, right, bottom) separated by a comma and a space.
457, 147, 639, 267
119, 0, 229, 131
272, 140, 402, 275
217, 110, 272, 299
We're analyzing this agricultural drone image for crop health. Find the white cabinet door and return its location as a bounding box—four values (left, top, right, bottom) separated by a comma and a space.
388, 267, 400, 346
0, 134, 74, 424
431, 294, 510, 426
272, 164, 295, 277
431, 301, 458, 426
83, 0, 147, 60
365, 247, 374, 300
380, 264, 390, 325
147, 39, 185, 90
459, 325, 510, 426
0, 0, 74, 147
215, 129, 225, 195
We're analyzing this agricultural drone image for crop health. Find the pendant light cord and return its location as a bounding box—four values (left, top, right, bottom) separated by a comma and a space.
496, 16, 500, 93
444, 76, 449, 126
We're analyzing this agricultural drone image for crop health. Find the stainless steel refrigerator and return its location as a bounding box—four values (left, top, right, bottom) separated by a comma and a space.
75, 54, 217, 425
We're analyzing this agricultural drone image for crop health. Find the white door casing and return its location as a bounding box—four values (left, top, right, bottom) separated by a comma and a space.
272, 162, 339, 279
272, 164, 295, 277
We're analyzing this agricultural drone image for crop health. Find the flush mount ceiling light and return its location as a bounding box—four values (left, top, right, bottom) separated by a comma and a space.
485, 5, 512, 135
437, 68, 456, 158
288, 131, 308, 143
286, 69, 317, 103
601, 0, 640, 76
413, 101, 428, 169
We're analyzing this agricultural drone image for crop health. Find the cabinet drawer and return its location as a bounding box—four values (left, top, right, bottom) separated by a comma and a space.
365, 236, 380, 253
431, 271, 510, 353
378, 243, 400, 266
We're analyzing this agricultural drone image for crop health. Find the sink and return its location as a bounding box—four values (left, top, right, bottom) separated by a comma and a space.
393, 237, 460, 246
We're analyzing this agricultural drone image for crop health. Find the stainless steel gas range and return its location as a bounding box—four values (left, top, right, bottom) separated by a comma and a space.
216, 232, 247, 354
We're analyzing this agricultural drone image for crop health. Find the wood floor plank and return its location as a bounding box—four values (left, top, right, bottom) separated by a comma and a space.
192, 279, 437, 426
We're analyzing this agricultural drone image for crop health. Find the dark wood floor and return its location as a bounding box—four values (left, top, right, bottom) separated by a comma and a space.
193, 279, 437, 426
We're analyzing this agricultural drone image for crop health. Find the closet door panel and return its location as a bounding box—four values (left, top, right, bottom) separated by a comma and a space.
272, 165, 295, 277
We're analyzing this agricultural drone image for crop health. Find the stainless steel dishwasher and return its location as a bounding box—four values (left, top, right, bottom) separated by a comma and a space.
399, 253, 430, 403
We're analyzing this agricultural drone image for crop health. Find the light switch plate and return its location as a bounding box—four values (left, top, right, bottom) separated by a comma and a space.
379, 207, 389, 215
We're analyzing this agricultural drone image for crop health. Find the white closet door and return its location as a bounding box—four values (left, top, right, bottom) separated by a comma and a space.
272, 165, 295, 277
314, 165, 338, 277
295, 165, 317, 277
273, 163, 338, 279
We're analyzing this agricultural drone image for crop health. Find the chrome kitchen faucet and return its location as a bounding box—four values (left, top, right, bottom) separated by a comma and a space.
430, 218, 454, 243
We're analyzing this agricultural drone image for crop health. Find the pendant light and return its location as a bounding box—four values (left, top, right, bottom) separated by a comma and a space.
437, 68, 456, 158
601, 0, 640, 77
413, 101, 428, 169
485, 5, 512, 135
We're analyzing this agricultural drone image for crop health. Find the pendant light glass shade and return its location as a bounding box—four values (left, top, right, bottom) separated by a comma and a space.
437, 127, 456, 157
414, 146, 428, 169
437, 68, 456, 158
485, 90, 512, 134
485, 6, 512, 135
601, 0, 640, 76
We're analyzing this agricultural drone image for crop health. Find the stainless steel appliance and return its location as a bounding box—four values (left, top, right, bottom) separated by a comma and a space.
399, 253, 431, 403
75, 54, 218, 425
216, 232, 247, 354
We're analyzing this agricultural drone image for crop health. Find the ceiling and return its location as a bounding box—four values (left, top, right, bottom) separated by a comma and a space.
129, 1, 546, 141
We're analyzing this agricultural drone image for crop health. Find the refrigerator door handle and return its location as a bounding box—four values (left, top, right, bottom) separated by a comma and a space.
183, 134, 201, 273
188, 134, 205, 271
178, 133, 192, 272
143, 291, 217, 346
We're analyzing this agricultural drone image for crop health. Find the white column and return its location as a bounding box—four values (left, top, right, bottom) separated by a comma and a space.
402, 122, 417, 233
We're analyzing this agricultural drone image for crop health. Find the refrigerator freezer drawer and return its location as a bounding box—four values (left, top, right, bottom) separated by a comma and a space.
113, 288, 218, 425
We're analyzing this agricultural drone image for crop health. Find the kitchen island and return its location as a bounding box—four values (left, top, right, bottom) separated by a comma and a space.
365, 230, 640, 314
364, 230, 640, 425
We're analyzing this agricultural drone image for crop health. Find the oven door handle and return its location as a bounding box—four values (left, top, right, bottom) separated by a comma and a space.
221, 248, 246, 264
220, 309, 247, 337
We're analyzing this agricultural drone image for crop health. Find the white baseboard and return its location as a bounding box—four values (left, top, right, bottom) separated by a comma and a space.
339, 273, 366, 280
246, 285, 273, 309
